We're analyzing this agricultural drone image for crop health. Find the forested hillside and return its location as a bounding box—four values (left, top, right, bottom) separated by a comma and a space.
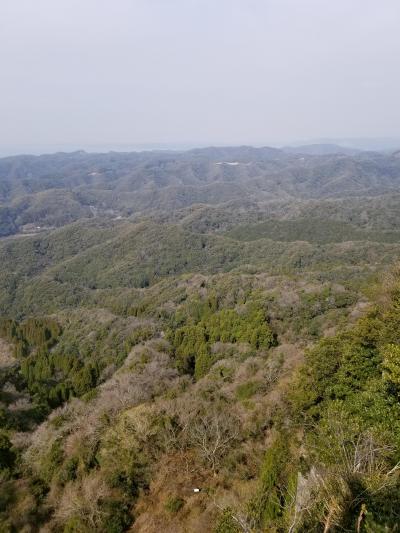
1, 147, 400, 532
1, 147, 400, 237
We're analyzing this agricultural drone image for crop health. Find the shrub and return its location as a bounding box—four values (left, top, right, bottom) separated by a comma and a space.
235, 381, 262, 401
165, 496, 185, 514
214, 508, 241, 533
0, 433, 15, 472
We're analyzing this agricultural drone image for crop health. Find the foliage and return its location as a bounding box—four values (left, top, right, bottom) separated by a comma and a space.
0, 432, 15, 472
247, 433, 293, 530
168, 301, 274, 378
289, 275, 400, 531
235, 380, 262, 401
214, 508, 242, 533
165, 496, 184, 514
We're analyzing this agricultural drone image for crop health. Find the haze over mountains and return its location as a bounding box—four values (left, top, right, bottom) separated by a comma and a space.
1, 145, 400, 238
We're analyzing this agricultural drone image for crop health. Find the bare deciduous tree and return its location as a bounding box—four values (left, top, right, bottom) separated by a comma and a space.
54, 473, 112, 530
188, 410, 239, 473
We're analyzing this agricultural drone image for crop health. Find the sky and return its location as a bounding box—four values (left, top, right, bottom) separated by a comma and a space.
1, 0, 400, 153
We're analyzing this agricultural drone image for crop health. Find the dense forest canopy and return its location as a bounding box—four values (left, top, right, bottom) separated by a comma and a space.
1, 146, 400, 532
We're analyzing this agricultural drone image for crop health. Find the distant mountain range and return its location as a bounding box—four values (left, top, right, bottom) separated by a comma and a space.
1, 145, 400, 237
283, 137, 400, 152
1, 137, 400, 157
281, 143, 361, 156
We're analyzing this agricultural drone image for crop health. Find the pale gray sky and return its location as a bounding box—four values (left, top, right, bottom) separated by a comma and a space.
1, 0, 400, 152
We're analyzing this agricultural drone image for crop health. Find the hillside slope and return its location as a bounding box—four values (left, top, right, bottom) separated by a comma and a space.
1, 147, 400, 236
1, 148, 400, 532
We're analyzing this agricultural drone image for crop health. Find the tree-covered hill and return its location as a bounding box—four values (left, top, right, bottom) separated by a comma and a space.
0, 215, 399, 318
1, 253, 400, 531
1, 147, 400, 237
1, 147, 400, 532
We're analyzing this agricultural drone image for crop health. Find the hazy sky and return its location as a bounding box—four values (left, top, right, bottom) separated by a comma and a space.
1, 0, 400, 151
